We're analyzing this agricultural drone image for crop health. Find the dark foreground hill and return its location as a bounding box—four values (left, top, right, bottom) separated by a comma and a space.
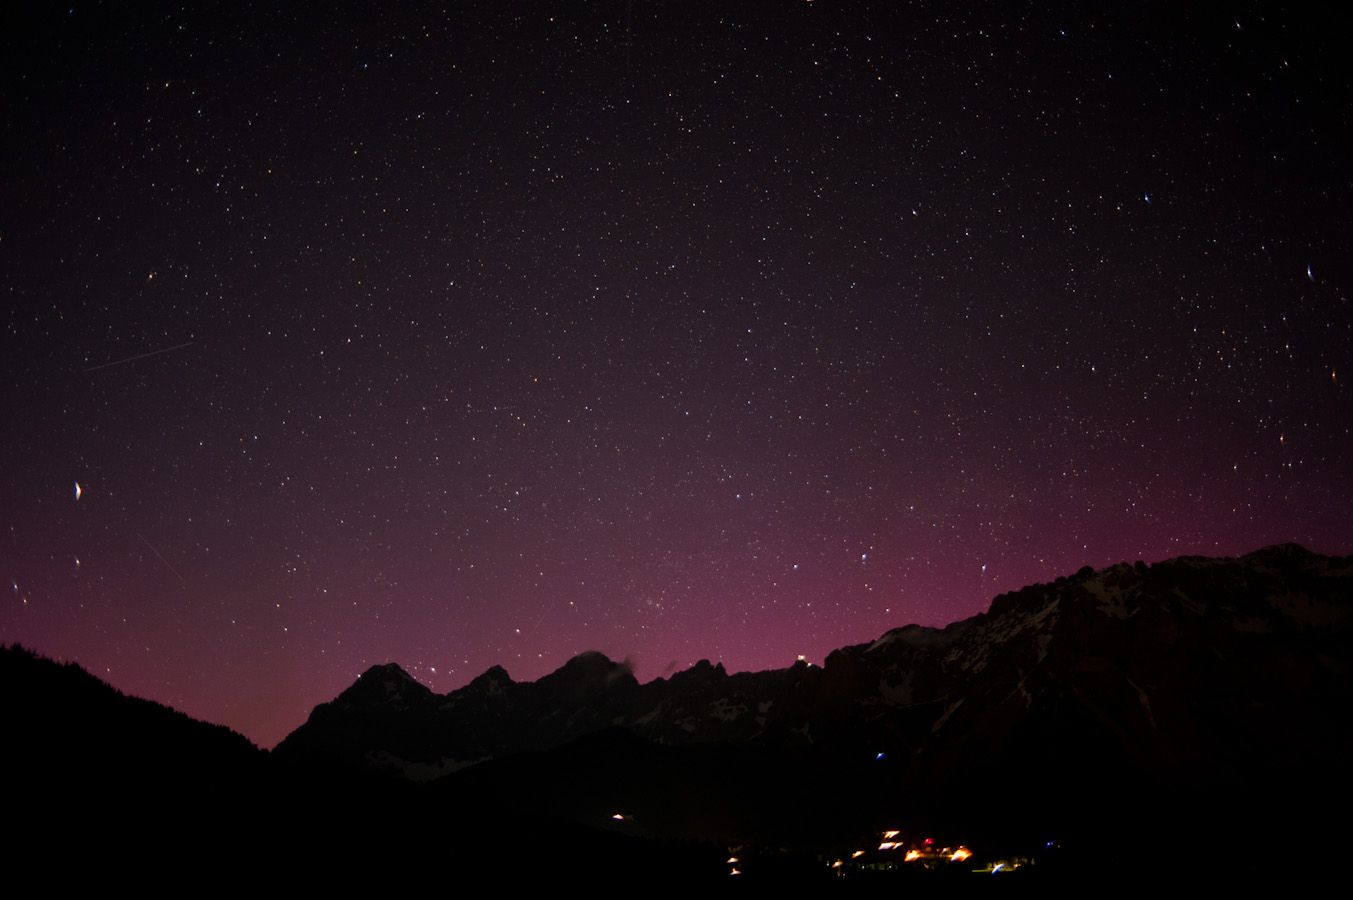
1, 642, 260, 773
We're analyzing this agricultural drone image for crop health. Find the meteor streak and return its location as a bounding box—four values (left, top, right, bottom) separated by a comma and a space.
84, 341, 195, 373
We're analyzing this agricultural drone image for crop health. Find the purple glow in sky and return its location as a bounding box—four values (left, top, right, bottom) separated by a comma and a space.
2, 2, 1348, 746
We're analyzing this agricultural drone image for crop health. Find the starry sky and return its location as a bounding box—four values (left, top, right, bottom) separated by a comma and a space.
2, 1, 1349, 748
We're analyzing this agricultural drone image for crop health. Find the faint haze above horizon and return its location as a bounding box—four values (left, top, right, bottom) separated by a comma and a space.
2, 2, 1348, 747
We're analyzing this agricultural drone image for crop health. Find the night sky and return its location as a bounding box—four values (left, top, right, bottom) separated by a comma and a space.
2, 2, 1349, 748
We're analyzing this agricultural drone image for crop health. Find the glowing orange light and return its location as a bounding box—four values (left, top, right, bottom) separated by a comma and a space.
950, 847, 972, 862
905, 850, 922, 862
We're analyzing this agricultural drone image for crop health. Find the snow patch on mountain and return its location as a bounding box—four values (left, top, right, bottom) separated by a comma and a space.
1035, 633, 1054, 664
931, 698, 964, 733
710, 697, 747, 723
878, 670, 913, 704
635, 704, 665, 725
1081, 578, 1133, 619
1271, 592, 1350, 629
947, 597, 1060, 673
1171, 588, 1205, 615
367, 750, 485, 782
1232, 615, 1273, 634
1125, 677, 1156, 731
867, 624, 950, 653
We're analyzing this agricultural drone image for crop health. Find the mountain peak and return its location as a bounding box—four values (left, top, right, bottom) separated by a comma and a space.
562, 649, 618, 668
1244, 542, 1314, 561
562, 650, 626, 675
338, 662, 431, 706
538, 650, 637, 697
465, 664, 513, 696
665, 658, 727, 688
275, 544, 1353, 806
360, 662, 416, 682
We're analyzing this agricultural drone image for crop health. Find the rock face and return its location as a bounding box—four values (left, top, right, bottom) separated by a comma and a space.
275, 544, 1353, 842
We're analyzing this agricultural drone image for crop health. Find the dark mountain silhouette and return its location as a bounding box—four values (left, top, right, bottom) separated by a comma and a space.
0, 643, 722, 887
6, 544, 1350, 886
1, 644, 277, 885
277, 543, 1353, 866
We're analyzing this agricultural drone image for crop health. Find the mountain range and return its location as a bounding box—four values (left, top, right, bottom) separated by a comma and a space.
7, 543, 1351, 885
